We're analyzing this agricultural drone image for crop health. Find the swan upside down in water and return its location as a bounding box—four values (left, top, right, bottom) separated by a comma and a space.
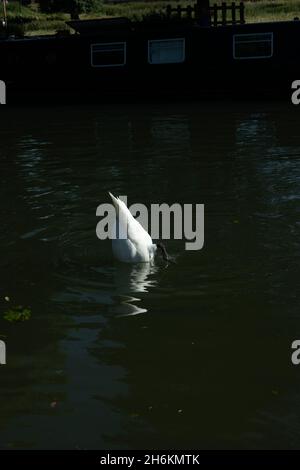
109, 192, 171, 264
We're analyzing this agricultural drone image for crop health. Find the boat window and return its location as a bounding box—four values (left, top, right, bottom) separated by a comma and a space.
233, 33, 273, 59
91, 42, 126, 67
148, 38, 185, 64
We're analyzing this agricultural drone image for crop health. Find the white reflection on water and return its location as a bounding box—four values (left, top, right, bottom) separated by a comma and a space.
111, 263, 158, 317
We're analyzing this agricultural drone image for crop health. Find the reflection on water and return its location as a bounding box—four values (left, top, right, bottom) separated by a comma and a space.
111, 263, 158, 317
113, 263, 158, 295
0, 101, 300, 449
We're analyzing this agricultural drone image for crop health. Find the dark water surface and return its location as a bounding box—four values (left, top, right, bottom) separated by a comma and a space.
0, 102, 299, 449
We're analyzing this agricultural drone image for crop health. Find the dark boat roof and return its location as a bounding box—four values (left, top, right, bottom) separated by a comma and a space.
1, 15, 300, 44
66, 17, 132, 34
66, 15, 300, 35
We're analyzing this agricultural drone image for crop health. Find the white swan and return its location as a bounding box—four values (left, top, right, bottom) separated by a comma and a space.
109, 192, 170, 264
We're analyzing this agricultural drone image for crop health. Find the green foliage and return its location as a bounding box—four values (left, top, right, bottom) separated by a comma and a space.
3, 306, 32, 323
5, 1, 300, 35
245, 0, 300, 22
39, 0, 102, 15
6, 2, 36, 18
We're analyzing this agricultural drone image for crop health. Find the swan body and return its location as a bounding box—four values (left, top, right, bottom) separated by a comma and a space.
109, 192, 157, 263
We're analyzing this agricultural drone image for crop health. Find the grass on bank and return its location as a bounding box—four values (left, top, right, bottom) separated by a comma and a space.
4, 0, 300, 36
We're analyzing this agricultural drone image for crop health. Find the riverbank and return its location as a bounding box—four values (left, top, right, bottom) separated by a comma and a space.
4, 0, 300, 36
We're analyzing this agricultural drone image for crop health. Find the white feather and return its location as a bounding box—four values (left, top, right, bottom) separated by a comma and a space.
109, 192, 157, 263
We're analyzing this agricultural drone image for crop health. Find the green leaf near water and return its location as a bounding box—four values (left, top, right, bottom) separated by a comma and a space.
3, 306, 32, 323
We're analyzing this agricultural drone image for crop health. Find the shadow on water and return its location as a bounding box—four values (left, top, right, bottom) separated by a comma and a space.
0, 101, 300, 448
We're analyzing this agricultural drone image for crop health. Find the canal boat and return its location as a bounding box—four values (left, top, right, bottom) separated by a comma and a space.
0, 0, 299, 102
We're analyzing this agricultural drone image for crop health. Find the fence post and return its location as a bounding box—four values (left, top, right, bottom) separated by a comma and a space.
232, 2, 236, 24
212, 3, 218, 26
198, 0, 211, 25
221, 2, 227, 25
194, 1, 200, 20
240, 1, 245, 24
187, 5, 193, 19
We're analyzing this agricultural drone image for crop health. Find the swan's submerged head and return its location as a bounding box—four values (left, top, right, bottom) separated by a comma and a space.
156, 241, 174, 263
